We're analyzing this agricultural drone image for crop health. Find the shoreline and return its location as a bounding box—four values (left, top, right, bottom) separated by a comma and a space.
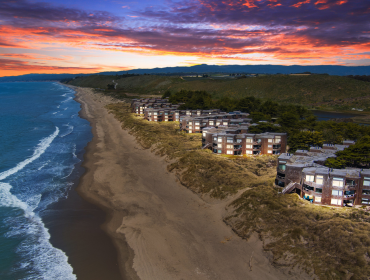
70, 85, 311, 280
72, 86, 139, 280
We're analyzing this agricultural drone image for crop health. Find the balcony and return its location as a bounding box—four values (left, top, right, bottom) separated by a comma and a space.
345, 184, 357, 191
343, 194, 355, 199
277, 172, 285, 180
253, 145, 261, 150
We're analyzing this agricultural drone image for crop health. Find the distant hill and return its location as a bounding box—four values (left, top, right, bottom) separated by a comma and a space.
68, 73, 370, 111
116, 64, 370, 76
0, 73, 91, 82
1, 64, 370, 82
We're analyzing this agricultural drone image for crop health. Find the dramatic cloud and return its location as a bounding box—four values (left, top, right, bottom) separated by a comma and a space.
0, 0, 369, 76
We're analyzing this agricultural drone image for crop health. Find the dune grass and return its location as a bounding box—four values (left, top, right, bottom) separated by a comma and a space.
227, 188, 370, 279
106, 101, 370, 280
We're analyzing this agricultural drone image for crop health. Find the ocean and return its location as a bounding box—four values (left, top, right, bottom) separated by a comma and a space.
0, 82, 92, 280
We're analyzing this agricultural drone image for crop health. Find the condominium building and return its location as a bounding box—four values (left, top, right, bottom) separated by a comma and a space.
276, 142, 370, 207
180, 111, 251, 133
202, 127, 287, 155
131, 98, 180, 115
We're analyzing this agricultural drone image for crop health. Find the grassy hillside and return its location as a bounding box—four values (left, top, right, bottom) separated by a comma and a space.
106, 102, 370, 280
67, 74, 370, 110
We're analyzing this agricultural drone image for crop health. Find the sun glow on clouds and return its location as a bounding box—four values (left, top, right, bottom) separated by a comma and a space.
0, 0, 369, 76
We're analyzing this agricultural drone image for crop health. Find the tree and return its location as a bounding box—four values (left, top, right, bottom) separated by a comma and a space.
162, 90, 172, 99
236, 96, 261, 113
325, 136, 370, 168
288, 131, 324, 152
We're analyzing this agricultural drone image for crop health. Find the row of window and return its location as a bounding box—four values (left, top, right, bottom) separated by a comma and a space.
305, 175, 370, 187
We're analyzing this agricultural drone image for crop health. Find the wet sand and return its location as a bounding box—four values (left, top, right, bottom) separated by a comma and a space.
72, 86, 310, 280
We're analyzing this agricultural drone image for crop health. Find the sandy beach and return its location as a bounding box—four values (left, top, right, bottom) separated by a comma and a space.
72, 86, 309, 280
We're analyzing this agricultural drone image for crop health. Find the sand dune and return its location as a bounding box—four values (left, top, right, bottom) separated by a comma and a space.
72, 86, 310, 280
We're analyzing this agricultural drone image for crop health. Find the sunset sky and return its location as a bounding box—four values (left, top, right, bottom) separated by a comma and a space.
0, 0, 369, 77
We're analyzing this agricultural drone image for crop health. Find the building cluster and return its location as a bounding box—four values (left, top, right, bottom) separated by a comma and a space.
276, 141, 370, 207
202, 127, 287, 155
130, 98, 287, 156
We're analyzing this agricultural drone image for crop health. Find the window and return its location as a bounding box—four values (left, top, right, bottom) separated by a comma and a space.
209, 121, 214, 125
227, 138, 233, 143
226, 145, 233, 149
154, 112, 157, 115
217, 144, 222, 148
362, 189, 370, 195
332, 190, 343, 196
226, 150, 233, 155
278, 164, 286, 171
268, 145, 272, 148
216, 122, 221, 125
246, 150, 253, 154
306, 175, 314, 182
268, 139, 273, 143
315, 196, 322, 203
195, 126, 200, 130
315, 188, 323, 193
331, 199, 341, 205
213, 137, 217, 142
246, 145, 252, 149
236, 139, 242, 143
223, 122, 228, 125
332, 178, 344, 187
218, 137, 223, 142
202, 133, 206, 137
246, 138, 252, 143
316, 175, 324, 185
362, 198, 369, 205
268, 150, 272, 154
363, 177, 370, 186
217, 149, 222, 154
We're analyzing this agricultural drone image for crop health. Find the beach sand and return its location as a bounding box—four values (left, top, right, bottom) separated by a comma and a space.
73, 86, 310, 280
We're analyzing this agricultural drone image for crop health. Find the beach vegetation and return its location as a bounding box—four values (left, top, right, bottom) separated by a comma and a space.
106, 101, 370, 280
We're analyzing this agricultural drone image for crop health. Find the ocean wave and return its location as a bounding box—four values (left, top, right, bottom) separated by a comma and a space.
37, 161, 50, 171
60, 124, 74, 138
0, 182, 76, 280
61, 97, 72, 103
0, 127, 59, 181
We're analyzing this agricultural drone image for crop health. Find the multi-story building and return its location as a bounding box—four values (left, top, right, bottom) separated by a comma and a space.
180, 111, 251, 133
202, 127, 287, 156
276, 142, 370, 207
144, 108, 180, 122
131, 98, 181, 115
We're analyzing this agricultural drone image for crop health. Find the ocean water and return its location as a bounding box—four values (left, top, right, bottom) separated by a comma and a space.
0, 82, 92, 280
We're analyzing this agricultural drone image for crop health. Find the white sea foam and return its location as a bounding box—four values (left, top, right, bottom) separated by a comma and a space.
60, 124, 74, 138
37, 161, 49, 171
0, 127, 59, 181
52, 112, 58, 115
61, 97, 72, 103
0, 182, 76, 280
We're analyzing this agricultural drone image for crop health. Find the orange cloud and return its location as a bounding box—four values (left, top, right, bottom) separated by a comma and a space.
242, 0, 258, 8
292, 0, 311, 8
